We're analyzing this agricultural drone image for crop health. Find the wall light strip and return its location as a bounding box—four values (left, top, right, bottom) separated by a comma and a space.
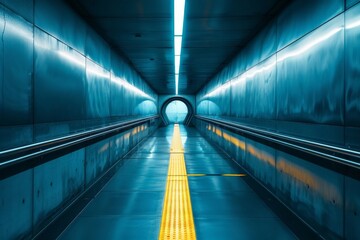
202, 25, 344, 99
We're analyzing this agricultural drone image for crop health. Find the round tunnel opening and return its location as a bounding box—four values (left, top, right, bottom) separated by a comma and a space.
161, 97, 194, 126
165, 100, 188, 124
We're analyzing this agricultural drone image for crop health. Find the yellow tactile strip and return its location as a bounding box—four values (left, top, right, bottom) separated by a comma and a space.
159, 124, 196, 240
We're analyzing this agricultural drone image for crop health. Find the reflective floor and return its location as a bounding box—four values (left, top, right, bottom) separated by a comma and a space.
59, 125, 297, 239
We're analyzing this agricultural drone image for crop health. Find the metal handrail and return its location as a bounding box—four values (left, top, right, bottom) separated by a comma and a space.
195, 115, 360, 170
0, 115, 159, 180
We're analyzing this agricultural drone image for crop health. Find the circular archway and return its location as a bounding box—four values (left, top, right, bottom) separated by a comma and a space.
160, 97, 194, 126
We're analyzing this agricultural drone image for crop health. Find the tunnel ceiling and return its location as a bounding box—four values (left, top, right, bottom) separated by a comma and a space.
67, 0, 289, 95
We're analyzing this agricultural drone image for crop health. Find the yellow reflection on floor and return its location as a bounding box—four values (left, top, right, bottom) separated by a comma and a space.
159, 124, 196, 240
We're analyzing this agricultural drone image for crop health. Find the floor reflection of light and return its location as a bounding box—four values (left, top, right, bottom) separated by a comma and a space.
166, 136, 173, 145
181, 136, 187, 145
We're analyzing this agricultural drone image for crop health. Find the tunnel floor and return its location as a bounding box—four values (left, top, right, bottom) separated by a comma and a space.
58, 125, 297, 239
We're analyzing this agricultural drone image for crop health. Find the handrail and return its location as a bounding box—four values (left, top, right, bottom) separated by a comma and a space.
195, 115, 360, 171
0, 115, 159, 180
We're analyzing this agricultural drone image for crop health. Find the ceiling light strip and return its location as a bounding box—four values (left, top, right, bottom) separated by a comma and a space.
174, 0, 185, 95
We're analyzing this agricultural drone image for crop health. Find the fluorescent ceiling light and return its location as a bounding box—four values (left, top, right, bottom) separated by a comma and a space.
174, 0, 185, 35
175, 74, 179, 95
174, 0, 185, 95
175, 55, 181, 74
174, 36, 182, 55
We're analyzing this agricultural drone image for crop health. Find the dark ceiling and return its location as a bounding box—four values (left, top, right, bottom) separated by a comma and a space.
67, 0, 289, 95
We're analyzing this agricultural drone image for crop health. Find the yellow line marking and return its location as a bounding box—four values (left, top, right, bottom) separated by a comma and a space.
159, 124, 196, 240
221, 174, 247, 177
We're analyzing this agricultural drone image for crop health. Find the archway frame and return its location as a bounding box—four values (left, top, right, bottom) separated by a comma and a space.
160, 97, 194, 126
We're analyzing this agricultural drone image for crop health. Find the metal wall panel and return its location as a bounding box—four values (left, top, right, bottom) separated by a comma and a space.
34, 0, 86, 53
347, 0, 360, 8
0, 170, 33, 240
110, 75, 127, 117
110, 52, 157, 118
0, 1, 159, 239
230, 75, 246, 118
134, 99, 157, 116
276, 121, 344, 146
85, 139, 110, 185
246, 55, 276, 119
218, 79, 231, 117
109, 132, 126, 165
345, 127, 360, 150
34, 28, 86, 123
277, 0, 344, 50
0, 0, 157, 150
1, 0, 33, 22
345, 3, 360, 127
277, 14, 344, 124
0, 7, 34, 150
245, 138, 276, 190
0, 126, 33, 151
196, 118, 348, 239
33, 149, 85, 228
344, 1, 360, 149
232, 132, 246, 166
196, 87, 210, 115
345, 176, 360, 239
276, 151, 344, 239
0, 8, 33, 125
195, 3, 355, 238
243, 22, 277, 70
196, 99, 209, 116
196, 0, 350, 146
207, 86, 231, 117
85, 27, 111, 69
227, 52, 246, 82
85, 59, 111, 119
